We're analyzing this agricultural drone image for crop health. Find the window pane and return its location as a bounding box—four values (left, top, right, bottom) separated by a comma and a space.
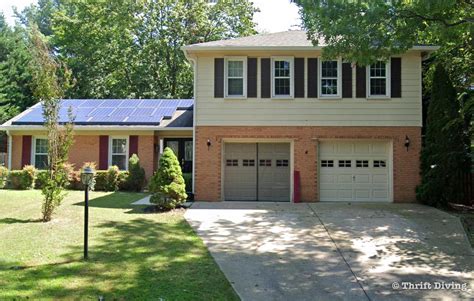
228, 78, 243, 95
370, 61, 386, 77
112, 139, 127, 154
322, 61, 338, 77
274, 60, 290, 77
35, 139, 48, 154
275, 78, 290, 95
184, 141, 193, 161
35, 154, 48, 169
227, 61, 243, 77
112, 155, 127, 170
166, 141, 179, 157
321, 79, 338, 95
370, 78, 386, 95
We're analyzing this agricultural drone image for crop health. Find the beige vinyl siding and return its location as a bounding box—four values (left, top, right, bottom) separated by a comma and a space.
193, 51, 422, 127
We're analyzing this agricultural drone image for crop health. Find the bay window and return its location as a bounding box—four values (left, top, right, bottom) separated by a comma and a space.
225, 57, 246, 97
272, 57, 293, 97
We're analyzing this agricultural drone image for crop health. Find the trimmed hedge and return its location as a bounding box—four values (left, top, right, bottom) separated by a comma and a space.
0, 166, 8, 189
9, 165, 37, 190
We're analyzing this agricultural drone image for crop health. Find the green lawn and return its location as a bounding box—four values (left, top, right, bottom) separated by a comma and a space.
0, 190, 239, 300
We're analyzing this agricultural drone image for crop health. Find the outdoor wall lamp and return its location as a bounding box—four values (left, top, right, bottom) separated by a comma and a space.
81, 166, 95, 260
404, 135, 410, 151
207, 139, 211, 150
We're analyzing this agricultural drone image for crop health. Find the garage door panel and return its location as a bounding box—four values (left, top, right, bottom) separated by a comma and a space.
225, 143, 290, 202
320, 141, 391, 202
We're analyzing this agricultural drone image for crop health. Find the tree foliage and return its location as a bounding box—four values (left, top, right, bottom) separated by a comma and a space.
295, 0, 473, 89
149, 147, 187, 210
0, 14, 36, 123
29, 25, 74, 222
16, 0, 257, 99
416, 65, 469, 206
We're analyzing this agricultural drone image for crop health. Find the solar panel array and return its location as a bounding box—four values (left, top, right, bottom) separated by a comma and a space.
12, 99, 194, 126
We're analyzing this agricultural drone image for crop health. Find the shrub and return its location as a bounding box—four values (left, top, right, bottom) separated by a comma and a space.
35, 171, 48, 189
183, 172, 192, 192
93, 166, 128, 191
94, 171, 108, 191
68, 170, 83, 190
9, 165, 37, 189
123, 154, 145, 191
0, 166, 8, 188
149, 147, 187, 210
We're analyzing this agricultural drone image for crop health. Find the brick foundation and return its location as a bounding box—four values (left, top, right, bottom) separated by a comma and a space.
194, 126, 421, 203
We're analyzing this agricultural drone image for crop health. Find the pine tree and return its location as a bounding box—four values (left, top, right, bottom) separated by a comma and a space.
149, 147, 187, 210
417, 64, 468, 206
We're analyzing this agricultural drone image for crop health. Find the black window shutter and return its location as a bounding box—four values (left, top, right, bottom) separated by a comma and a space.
307, 58, 318, 98
294, 58, 305, 98
342, 62, 352, 98
356, 65, 366, 98
261, 58, 271, 98
391, 57, 401, 98
247, 58, 257, 98
214, 58, 224, 98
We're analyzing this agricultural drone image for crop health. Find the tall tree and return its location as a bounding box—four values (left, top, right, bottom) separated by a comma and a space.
41, 0, 258, 99
29, 25, 74, 222
0, 14, 36, 123
294, 0, 473, 90
417, 65, 468, 206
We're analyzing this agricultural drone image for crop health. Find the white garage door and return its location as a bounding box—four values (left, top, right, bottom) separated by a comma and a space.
319, 141, 391, 202
224, 143, 290, 202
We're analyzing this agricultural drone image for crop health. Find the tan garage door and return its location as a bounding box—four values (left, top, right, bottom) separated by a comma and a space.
224, 143, 290, 202
319, 141, 391, 202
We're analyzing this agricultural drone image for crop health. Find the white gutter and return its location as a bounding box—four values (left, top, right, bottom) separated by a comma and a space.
0, 125, 193, 131
6, 130, 12, 170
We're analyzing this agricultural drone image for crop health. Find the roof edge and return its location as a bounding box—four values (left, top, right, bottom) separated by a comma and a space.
183, 45, 439, 52
0, 125, 193, 131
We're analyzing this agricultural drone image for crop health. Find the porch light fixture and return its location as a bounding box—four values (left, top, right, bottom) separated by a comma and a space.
81, 166, 95, 260
207, 139, 211, 150
404, 135, 410, 151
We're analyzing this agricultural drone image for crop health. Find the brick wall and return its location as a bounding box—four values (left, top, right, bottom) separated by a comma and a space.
10, 134, 156, 179
195, 126, 421, 203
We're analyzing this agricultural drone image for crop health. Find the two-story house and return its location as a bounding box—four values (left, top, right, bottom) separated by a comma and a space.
1, 30, 437, 203
182, 30, 436, 203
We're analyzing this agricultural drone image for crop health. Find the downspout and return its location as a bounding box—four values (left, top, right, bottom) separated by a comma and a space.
184, 49, 197, 195
6, 130, 12, 170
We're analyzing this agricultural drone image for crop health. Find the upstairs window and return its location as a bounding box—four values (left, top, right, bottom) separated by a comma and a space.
33, 138, 48, 169
272, 57, 293, 97
320, 60, 341, 97
225, 57, 246, 97
110, 137, 128, 170
368, 61, 390, 97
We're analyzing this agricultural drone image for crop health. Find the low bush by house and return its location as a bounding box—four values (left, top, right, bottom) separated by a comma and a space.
2, 155, 147, 192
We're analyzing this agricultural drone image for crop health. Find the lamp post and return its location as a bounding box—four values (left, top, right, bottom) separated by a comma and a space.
81, 166, 95, 260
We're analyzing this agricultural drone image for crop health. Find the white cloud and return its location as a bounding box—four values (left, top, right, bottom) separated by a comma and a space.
252, 0, 301, 33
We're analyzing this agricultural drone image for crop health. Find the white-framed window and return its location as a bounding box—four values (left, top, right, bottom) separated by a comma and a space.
367, 60, 390, 98
32, 137, 48, 169
319, 59, 341, 98
109, 137, 129, 170
224, 57, 247, 98
271, 57, 294, 98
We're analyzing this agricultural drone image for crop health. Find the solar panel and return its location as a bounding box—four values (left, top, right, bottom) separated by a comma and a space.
11, 98, 194, 126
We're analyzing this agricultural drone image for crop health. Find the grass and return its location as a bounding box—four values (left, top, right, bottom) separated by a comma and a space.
0, 190, 239, 300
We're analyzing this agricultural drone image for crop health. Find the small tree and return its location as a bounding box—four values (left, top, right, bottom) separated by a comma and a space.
149, 147, 187, 210
416, 64, 469, 206
125, 154, 145, 192
30, 25, 74, 222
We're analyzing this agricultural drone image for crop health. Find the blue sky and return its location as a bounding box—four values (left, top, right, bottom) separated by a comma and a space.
0, 0, 301, 33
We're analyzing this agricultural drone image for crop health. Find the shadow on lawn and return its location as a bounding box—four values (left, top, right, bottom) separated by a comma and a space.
73, 192, 148, 213
0, 218, 42, 224
1, 218, 236, 300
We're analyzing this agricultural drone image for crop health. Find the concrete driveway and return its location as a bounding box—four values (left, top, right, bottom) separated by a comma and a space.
184, 202, 473, 301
